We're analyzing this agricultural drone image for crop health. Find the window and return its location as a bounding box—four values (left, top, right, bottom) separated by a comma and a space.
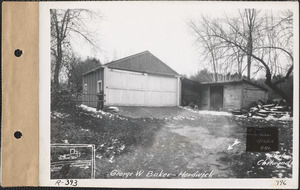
97, 80, 102, 93
84, 84, 88, 94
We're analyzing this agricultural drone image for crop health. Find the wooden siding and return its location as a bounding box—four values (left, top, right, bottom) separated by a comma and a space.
181, 78, 202, 107
198, 86, 210, 110
82, 69, 104, 107
187, 81, 268, 111
223, 84, 243, 110
242, 83, 268, 108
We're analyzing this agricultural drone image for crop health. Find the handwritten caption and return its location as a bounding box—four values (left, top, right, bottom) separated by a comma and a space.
257, 152, 292, 168
276, 180, 287, 186
246, 127, 278, 152
109, 170, 215, 178
55, 179, 78, 186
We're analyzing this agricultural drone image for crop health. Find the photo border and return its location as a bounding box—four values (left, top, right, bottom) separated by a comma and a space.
39, 1, 299, 188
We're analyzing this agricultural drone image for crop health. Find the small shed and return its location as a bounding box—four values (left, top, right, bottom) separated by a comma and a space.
198, 80, 269, 110
82, 51, 181, 107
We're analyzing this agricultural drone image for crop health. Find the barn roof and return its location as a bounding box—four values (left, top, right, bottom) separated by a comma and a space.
103, 51, 179, 76
200, 79, 269, 91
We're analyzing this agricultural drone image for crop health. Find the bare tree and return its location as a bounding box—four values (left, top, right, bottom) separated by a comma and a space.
189, 9, 293, 108
188, 11, 256, 81
188, 17, 231, 82
243, 9, 260, 80
50, 9, 101, 93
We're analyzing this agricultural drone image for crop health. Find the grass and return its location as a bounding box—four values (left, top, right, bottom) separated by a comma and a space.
51, 103, 164, 178
51, 103, 293, 179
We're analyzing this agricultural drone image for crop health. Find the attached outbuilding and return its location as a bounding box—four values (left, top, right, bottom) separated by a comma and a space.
197, 80, 269, 110
82, 51, 181, 107
181, 78, 202, 107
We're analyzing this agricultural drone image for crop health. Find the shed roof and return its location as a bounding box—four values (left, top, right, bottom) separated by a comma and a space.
82, 66, 103, 76
200, 79, 269, 91
182, 78, 202, 87
104, 51, 179, 76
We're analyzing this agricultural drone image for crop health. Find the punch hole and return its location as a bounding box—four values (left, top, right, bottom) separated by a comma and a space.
14, 131, 22, 139
14, 49, 23, 57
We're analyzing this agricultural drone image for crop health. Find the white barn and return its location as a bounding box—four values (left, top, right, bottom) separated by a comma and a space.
82, 51, 181, 107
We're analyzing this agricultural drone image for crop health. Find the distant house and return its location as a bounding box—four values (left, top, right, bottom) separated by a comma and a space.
82, 51, 181, 107
182, 78, 269, 110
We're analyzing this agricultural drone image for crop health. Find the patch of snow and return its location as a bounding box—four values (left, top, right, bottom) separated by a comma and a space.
108, 106, 118, 109
80, 129, 89, 132
107, 106, 120, 112
52, 111, 70, 118
79, 104, 111, 116
96, 155, 102, 159
265, 113, 292, 121
108, 156, 114, 163
61, 139, 69, 144
249, 115, 266, 120
79, 104, 128, 121
236, 113, 292, 121
79, 104, 97, 113
119, 145, 125, 151
165, 115, 198, 121
183, 107, 232, 116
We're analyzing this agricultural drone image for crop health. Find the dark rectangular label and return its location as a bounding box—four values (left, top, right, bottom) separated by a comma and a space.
246, 127, 278, 152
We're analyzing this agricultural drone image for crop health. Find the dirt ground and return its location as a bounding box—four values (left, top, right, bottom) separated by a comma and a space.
100, 106, 292, 178
51, 105, 293, 179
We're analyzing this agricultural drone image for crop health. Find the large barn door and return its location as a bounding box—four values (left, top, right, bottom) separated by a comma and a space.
105, 69, 178, 106
106, 69, 147, 106
210, 86, 223, 110
147, 75, 177, 106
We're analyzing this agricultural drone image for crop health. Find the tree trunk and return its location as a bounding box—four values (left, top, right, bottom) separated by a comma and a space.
264, 72, 292, 110
247, 56, 251, 80
246, 35, 253, 81
53, 10, 62, 93
53, 40, 62, 93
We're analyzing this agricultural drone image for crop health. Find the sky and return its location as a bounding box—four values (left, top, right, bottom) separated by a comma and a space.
69, 2, 229, 77
67, 1, 296, 78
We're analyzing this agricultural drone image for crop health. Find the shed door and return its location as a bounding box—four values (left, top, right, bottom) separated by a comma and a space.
210, 86, 223, 110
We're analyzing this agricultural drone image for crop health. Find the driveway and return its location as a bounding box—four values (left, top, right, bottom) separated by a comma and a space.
109, 122, 242, 178
98, 106, 292, 178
